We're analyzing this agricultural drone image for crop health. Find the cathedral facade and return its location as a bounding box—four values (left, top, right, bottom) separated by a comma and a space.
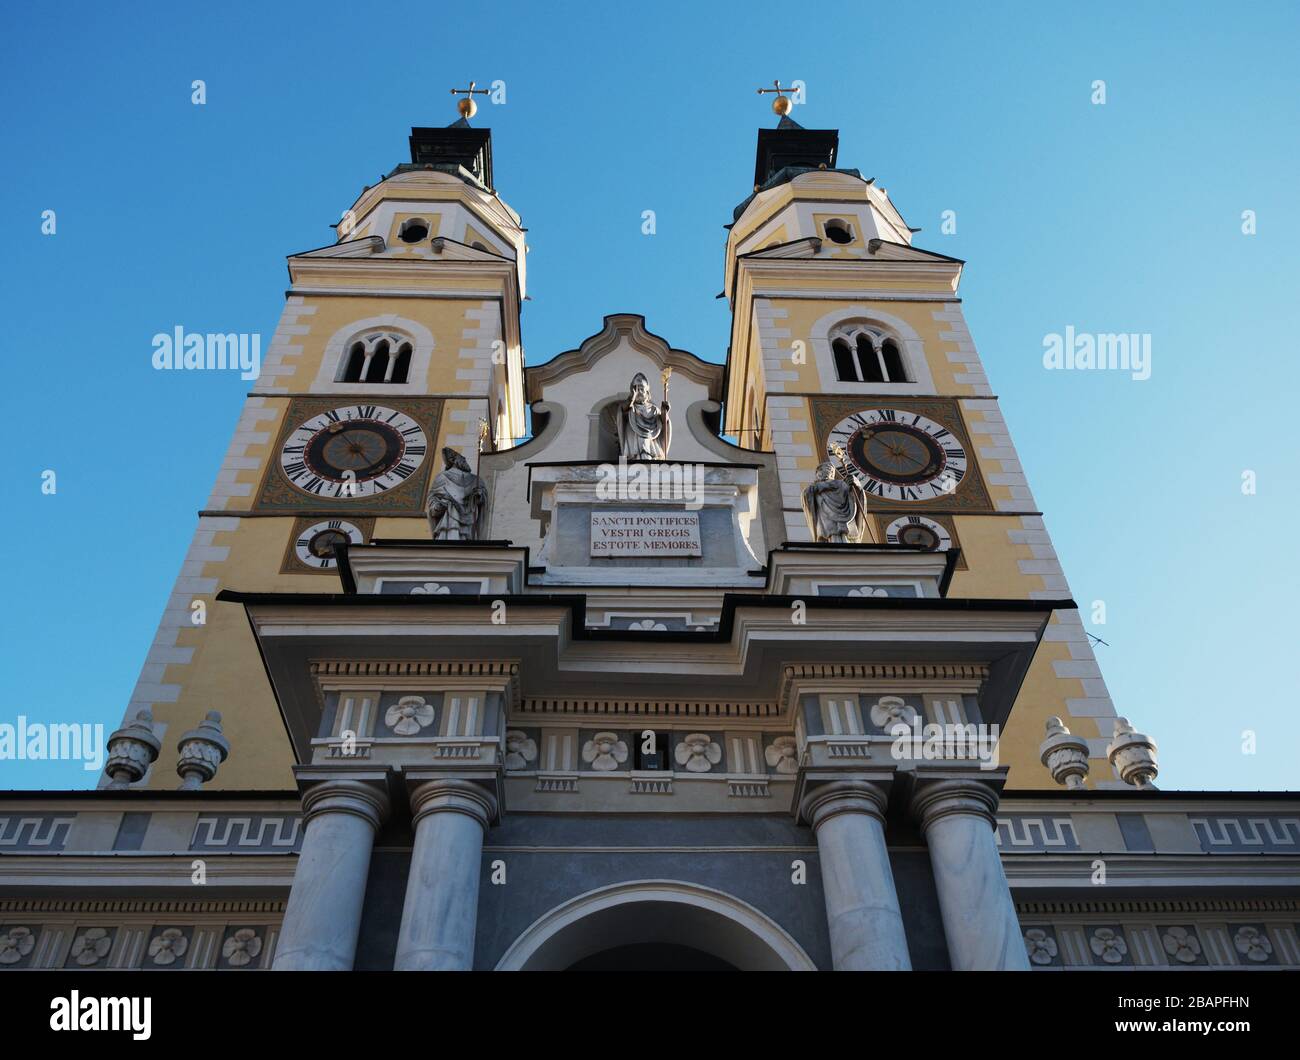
2, 105, 1297, 972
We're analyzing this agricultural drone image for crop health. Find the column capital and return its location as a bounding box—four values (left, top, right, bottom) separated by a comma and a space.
300, 779, 391, 832
798, 776, 893, 831
408, 777, 499, 831
907, 768, 1007, 831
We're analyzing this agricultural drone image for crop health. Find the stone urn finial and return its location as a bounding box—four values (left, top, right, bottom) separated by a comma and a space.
104, 709, 161, 789
1107, 717, 1158, 788
176, 711, 230, 790
1039, 716, 1090, 789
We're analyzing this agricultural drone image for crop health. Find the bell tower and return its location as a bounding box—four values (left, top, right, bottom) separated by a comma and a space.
723, 91, 1123, 787
112, 104, 528, 789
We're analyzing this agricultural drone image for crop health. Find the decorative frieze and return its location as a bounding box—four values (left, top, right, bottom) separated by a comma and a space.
1015, 898, 1300, 969
0, 900, 284, 970
1190, 814, 1300, 853
0, 815, 74, 852
995, 815, 1080, 851
190, 815, 303, 852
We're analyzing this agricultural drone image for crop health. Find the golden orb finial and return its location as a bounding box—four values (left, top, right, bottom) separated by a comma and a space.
756, 79, 796, 120
450, 81, 489, 121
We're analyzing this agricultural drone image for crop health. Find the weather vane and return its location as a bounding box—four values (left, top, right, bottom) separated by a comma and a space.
450, 81, 490, 120
756, 79, 795, 117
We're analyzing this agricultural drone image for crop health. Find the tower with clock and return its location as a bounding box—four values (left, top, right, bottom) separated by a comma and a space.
722, 110, 1119, 782
112, 117, 527, 789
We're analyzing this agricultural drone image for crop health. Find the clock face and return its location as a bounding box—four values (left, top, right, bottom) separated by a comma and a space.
884, 515, 952, 551
279, 404, 428, 498
294, 519, 365, 569
827, 408, 967, 502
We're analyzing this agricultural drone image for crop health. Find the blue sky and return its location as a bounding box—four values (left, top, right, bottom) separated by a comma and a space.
2, 0, 1297, 790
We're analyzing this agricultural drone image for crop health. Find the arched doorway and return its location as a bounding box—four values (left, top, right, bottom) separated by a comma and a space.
495, 880, 817, 971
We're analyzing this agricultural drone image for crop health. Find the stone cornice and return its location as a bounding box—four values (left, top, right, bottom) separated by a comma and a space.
0, 897, 287, 914
519, 697, 781, 718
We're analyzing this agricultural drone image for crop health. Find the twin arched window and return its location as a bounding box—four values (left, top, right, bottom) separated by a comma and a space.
339, 330, 414, 384
830, 323, 908, 384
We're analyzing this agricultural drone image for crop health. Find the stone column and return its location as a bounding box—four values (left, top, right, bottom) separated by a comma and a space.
800, 779, 911, 971
394, 779, 498, 971
273, 780, 389, 971
910, 774, 1028, 970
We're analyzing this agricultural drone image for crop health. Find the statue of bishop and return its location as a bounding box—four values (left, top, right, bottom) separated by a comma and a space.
802, 460, 869, 544
426, 447, 487, 541
617, 371, 671, 460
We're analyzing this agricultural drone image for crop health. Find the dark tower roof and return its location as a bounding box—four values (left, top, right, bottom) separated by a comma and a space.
734, 116, 857, 220
396, 120, 495, 192
753, 115, 839, 187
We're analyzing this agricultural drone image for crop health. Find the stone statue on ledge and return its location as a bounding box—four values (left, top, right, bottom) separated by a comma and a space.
617, 370, 671, 460
802, 456, 868, 544
426, 447, 487, 541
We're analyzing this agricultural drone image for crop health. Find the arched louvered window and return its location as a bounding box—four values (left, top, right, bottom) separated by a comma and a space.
829, 322, 911, 384
335, 330, 416, 385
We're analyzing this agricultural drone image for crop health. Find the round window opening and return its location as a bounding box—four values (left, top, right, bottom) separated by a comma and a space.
825, 219, 854, 245
400, 219, 430, 243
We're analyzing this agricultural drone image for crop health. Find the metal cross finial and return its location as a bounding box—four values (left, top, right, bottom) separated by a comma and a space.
450, 81, 490, 120
756, 79, 795, 117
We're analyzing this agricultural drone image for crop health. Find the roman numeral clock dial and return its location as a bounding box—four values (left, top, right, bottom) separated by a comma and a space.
295, 519, 365, 569
278, 405, 428, 499
826, 408, 967, 502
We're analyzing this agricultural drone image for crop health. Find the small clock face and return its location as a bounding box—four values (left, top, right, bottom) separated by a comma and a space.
827, 408, 967, 502
294, 519, 365, 569
279, 404, 428, 498
884, 515, 952, 551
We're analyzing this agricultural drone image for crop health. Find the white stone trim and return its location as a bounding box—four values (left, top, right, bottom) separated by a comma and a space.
753, 299, 792, 393
205, 398, 278, 511
454, 301, 501, 399
960, 398, 1039, 512
931, 305, 992, 397
251, 302, 317, 394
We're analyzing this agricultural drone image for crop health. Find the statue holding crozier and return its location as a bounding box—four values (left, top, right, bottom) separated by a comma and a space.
426, 447, 488, 541
802, 443, 869, 543
617, 370, 672, 460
